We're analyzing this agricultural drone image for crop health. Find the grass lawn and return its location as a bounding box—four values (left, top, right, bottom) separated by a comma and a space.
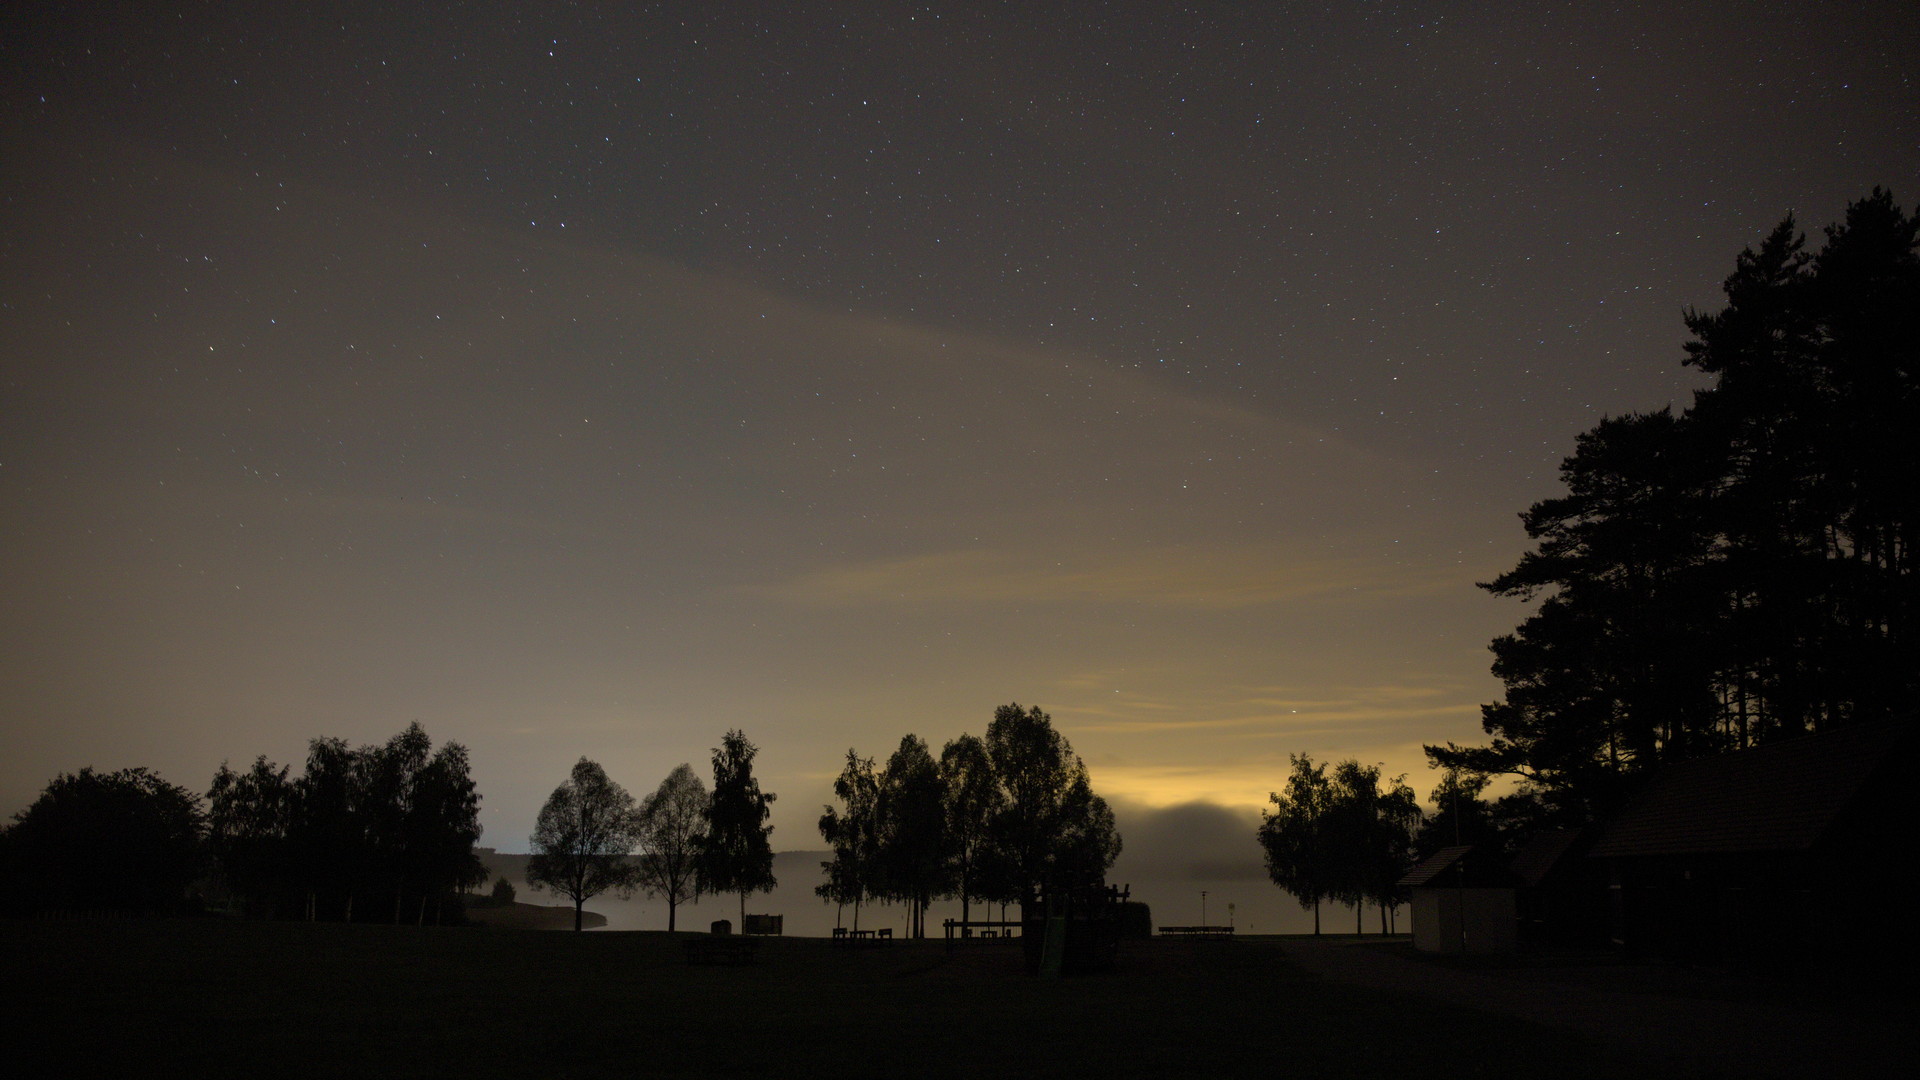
3, 919, 1641, 1079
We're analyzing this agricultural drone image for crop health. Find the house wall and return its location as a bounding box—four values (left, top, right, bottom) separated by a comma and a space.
1411, 887, 1517, 953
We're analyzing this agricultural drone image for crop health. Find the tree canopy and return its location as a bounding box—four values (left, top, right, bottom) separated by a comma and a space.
527, 757, 644, 932
206, 723, 483, 923
1324, 761, 1419, 933
938, 732, 1004, 926
815, 705, 1122, 933
816, 749, 881, 929
635, 763, 707, 931
1257, 754, 1335, 933
984, 703, 1121, 904
876, 734, 947, 938
1432, 190, 1920, 829
1, 766, 205, 916
699, 729, 777, 926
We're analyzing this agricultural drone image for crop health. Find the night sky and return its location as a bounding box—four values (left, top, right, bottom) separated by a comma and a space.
5, 2, 1917, 859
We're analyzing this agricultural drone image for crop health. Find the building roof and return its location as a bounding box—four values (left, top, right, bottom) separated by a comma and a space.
1508, 829, 1586, 887
1397, 845, 1471, 887
1397, 844, 1518, 889
1589, 721, 1909, 859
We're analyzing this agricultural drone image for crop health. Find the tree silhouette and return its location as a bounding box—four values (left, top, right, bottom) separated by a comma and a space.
877, 734, 946, 938
292, 736, 365, 921
1324, 761, 1420, 934
1, 767, 204, 915
1257, 754, 1335, 934
1414, 768, 1504, 861
699, 729, 777, 927
527, 757, 643, 932
635, 763, 707, 931
939, 732, 1003, 928
407, 739, 486, 923
208, 756, 296, 916
1433, 190, 1920, 831
984, 703, 1120, 904
817, 749, 880, 930
209, 725, 482, 923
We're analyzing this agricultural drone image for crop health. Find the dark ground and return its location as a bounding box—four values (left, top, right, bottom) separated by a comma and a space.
0, 919, 1864, 1079
1285, 937, 1906, 1079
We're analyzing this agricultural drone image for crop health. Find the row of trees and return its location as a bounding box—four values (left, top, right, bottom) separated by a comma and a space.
0, 722, 484, 921
525, 729, 776, 931
1430, 190, 1920, 835
206, 723, 485, 923
1256, 754, 1420, 933
817, 704, 1122, 938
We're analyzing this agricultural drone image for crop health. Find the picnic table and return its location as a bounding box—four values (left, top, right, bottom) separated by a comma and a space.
830, 927, 893, 946
942, 919, 1024, 950
1157, 925, 1235, 936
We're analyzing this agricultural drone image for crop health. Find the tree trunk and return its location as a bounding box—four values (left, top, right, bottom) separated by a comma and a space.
1356, 902, 1363, 934
574, 898, 584, 932
345, 891, 354, 923
418, 893, 428, 926
1379, 901, 1388, 935
1313, 901, 1320, 935
667, 899, 677, 932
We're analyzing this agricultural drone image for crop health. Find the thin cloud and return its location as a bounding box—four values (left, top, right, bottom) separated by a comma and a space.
1062, 680, 1483, 735
758, 545, 1466, 610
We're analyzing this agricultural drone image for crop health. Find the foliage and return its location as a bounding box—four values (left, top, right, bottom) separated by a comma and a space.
876, 734, 947, 937
699, 729, 777, 925
208, 756, 297, 915
290, 736, 366, 919
1, 767, 206, 915
1260, 755, 1420, 934
1414, 769, 1503, 861
403, 736, 489, 915
1433, 190, 1920, 829
207, 724, 483, 923
1257, 754, 1335, 933
983, 703, 1120, 903
1324, 761, 1420, 932
635, 763, 707, 931
815, 706, 1123, 928
490, 876, 516, 905
526, 757, 644, 932
816, 749, 880, 928
938, 732, 1004, 924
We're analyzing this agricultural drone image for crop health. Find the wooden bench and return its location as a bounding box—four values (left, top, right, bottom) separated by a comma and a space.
831, 927, 893, 947
942, 919, 1024, 950
683, 935, 759, 965
1157, 925, 1235, 936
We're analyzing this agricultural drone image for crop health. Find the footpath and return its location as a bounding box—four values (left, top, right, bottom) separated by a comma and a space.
1282, 937, 1903, 1079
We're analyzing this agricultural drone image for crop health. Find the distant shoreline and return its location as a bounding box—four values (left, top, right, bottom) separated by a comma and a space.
464, 900, 607, 931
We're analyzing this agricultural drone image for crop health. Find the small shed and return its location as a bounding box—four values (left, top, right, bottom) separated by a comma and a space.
1589, 720, 1911, 977
1397, 845, 1519, 954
